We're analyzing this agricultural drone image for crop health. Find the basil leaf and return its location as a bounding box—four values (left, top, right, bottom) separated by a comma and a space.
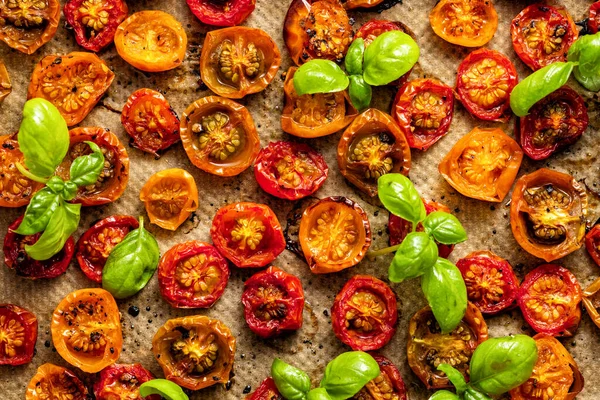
346, 38, 365, 76
421, 258, 467, 334
293, 60, 349, 95
378, 174, 426, 225
422, 211, 467, 245
469, 335, 538, 395
437, 364, 467, 395
139, 379, 189, 400
320, 351, 379, 400
17, 98, 69, 178
363, 31, 419, 86
271, 358, 311, 400
102, 217, 160, 299
389, 232, 438, 283
348, 75, 372, 111
568, 33, 600, 91
464, 389, 492, 400
429, 390, 460, 400
46, 176, 65, 194
307, 388, 332, 400
13, 188, 61, 236
509, 62, 575, 117
69, 141, 105, 187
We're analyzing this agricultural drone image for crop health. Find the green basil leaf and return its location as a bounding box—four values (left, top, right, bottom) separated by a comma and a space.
378, 174, 426, 225
46, 176, 65, 194
363, 31, 419, 86
421, 258, 467, 334
469, 335, 538, 395
389, 232, 438, 283
346, 38, 365, 75
62, 181, 78, 201
293, 60, 349, 95
348, 75, 372, 111
320, 351, 380, 400
17, 98, 69, 178
428, 390, 460, 400
568, 33, 600, 91
509, 62, 575, 117
102, 217, 160, 299
69, 141, 105, 187
464, 389, 492, 400
307, 388, 333, 400
139, 379, 189, 400
422, 211, 467, 245
271, 358, 311, 400
437, 364, 467, 395
12, 188, 61, 236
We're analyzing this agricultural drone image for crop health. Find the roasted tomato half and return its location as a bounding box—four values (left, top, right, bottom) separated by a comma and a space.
589, 2, 600, 34
392, 78, 455, 151
510, 168, 587, 262
246, 377, 282, 400
254, 141, 328, 200
0, 304, 37, 366
200, 27, 280, 99
586, 225, 600, 267
180, 96, 260, 176
583, 276, 600, 331
0, 134, 43, 207
187, 0, 255, 27
76, 215, 139, 283
115, 10, 187, 72
284, 0, 353, 66
439, 127, 523, 202
158, 241, 230, 309
518, 87, 588, 161
152, 315, 236, 390
27, 52, 115, 126
429, 0, 498, 47
518, 264, 581, 337
139, 168, 199, 231
352, 354, 407, 400
0, 60, 11, 102
341, 0, 383, 10
26, 363, 88, 400
64, 0, 128, 52
331, 275, 397, 351
51, 288, 123, 373
407, 303, 488, 389
338, 108, 411, 197
4, 215, 75, 279
0, 0, 60, 54
299, 196, 371, 274
94, 363, 159, 400
509, 333, 584, 400
121, 88, 180, 157
511, 4, 578, 71
389, 199, 454, 258
56, 127, 129, 206
211, 202, 285, 268
456, 49, 517, 122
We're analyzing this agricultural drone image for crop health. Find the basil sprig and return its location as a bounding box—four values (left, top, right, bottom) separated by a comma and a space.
139, 379, 189, 400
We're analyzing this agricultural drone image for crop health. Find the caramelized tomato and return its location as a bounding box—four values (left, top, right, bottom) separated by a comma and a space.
26, 363, 88, 400
589, 2, 600, 34
0, 304, 37, 366
585, 225, 600, 267
341, 0, 383, 10
0, 0, 60, 54
429, 0, 498, 47
351, 354, 408, 400
583, 276, 600, 331
0, 60, 11, 102
94, 363, 159, 400
0, 134, 43, 208
187, 0, 255, 27
246, 377, 282, 400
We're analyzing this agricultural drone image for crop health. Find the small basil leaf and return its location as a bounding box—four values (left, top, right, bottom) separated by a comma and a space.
422, 211, 467, 245
69, 141, 105, 187
13, 188, 61, 236
348, 75, 372, 111
421, 258, 467, 334
139, 379, 189, 400
307, 388, 333, 400
320, 351, 380, 400
271, 358, 311, 400
389, 232, 438, 283
46, 176, 65, 194
428, 390, 460, 400
346, 38, 365, 75
62, 181, 78, 201
378, 174, 426, 225
464, 389, 492, 400
437, 364, 467, 395
568, 33, 600, 91
363, 31, 419, 86
293, 60, 350, 95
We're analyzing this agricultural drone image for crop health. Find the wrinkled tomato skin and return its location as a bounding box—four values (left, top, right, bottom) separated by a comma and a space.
26, 363, 88, 400
187, 0, 256, 26
0, 134, 44, 208
429, 0, 498, 47
4, 216, 75, 280
0, 0, 60, 54
94, 363, 159, 400
589, 2, 600, 33
583, 276, 600, 331
586, 225, 600, 267
0, 304, 37, 366
352, 354, 407, 400
246, 377, 283, 400
76, 215, 139, 283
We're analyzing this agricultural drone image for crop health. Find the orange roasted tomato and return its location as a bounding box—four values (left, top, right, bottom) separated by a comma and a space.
0, 304, 37, 366
510, 168, 587, 262
281, 67, 358, 138
139, 168, 199, 231
337, 108, 411, 197
152, 315, 236, 390
200, 26, 280, 99
115, 10, 187, 72
509, 333, 584, 400
0, 60, 11, 102
180, 96, 260, 176
26, 363, 88, 400
407, 303, 488, 389
246, 377, 282, 400
429, 0, 498, 47
0, 133, 43, 207
55, 127, 130, 206
284, 0, 353, 65
583, 276, 600, 331
438, 127, 523, 202
94, 363, 159, 400
351, 354, 408, 400
586, 224, 600, 267
341, 0, 383, 10
211, 202, 286, 268
51, 288, 123, 373
299, 196, 371, 274
0, 0, 60, 54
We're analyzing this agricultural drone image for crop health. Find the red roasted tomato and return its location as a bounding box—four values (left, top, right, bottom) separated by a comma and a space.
589, 2, 600, 33
331, 275, 397, 351
0, 304, 37, 366
586, 225, 600, 267
187, 0, 255, 26
94, 363, 159, 400
26, 363, 88, 400
352, 354, 407, 400
246, 377, 282, 400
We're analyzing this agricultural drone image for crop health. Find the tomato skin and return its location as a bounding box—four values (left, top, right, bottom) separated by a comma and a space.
583, 276, 600, 331
0, 304, 37, 366
589, 2, 600, 33
246, 377, 283, 400
26, 363, 88, 400
187, 0, 256, 26
352, 354, 407, 400
586, 225, 600, 267
0, 134, 44, 208
0, 0, 60, 54
429, 0, 498, 47
342, 0, 384, 10
94, 363, 160, 400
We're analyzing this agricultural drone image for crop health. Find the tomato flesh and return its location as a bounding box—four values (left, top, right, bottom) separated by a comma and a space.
429, 0, 498, 47
589, 2, 600, 33
0, 304, 37, 366
0, 134, 43, 208
0, 0, 60, 54
26, 363, 88, 400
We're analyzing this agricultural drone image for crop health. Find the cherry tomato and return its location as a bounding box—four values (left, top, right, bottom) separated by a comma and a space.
254, 141, 328, 200
246, 377, 282, 400
139, 168, 199, 231
26, 363, 88, 400
0, 304, 37, 366
284, 0, 353, 66
429, 0, 498, 47
64, 0, 128, 52
187, 0, 255, 27
121, 88, 180, 157
0, 0, 60, 54
242, 266, 304, 338
27, 52, 115, 126
392, 78, 455, 151
0, 134, 43, 208
152, 315, 236, 390
0, 60, 11, 102
518, 87, 588, 161
4, 215, 75, 280
407, 303, 488, 389
342, 0, 384, 9
158, 241, 230, 309
211, 202, 285, 268
439, 127, 523, 202
94, 363, 159, 400
115, 10, 187, 72
583, 276, 600, 331
510, 168, 587, 262
51, 288, 123, 373
511, 4, 578, 71
180, 96, 260, 176
589, 2, 600, 34
76, 215, 139, 283
586, 225, 600, 267
351, 354, 407, 400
